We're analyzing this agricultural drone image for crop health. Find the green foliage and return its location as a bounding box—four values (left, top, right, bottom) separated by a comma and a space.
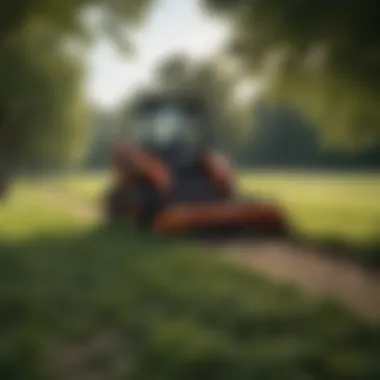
155, 54, 194, 92
204, 0, 380, 144
84, 108, 120, 169
123, 55, 241, 154
0, 22, 89, 170
1, 0, 153, 47
241, 102, 321, 166
240, 101, 380, 167
0, 0, 153, 182
0, 196, 379, 379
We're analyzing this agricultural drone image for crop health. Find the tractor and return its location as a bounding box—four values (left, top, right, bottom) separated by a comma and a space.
104, 91, 288, 238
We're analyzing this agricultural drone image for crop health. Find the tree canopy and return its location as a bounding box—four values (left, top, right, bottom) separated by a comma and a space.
0, 22, 88, 167
204, 0, 380, 145
0, 0, 153, 187
1, 0, 153, 48
141, 55, 239, 152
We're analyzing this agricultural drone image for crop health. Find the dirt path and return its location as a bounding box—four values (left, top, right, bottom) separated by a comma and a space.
223, 242, 380, 320
41, 187, 380, 322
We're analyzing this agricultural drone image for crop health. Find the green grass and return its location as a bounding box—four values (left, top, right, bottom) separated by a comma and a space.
240, 172, 380, 247
0, 183, 91, 242
0, 185, 379, 379
51, 171, 380, 248
48, 171, 109, 203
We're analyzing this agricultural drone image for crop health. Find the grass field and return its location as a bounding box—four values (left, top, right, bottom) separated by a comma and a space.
0, 183, 91, 242
1, 181, 379, 379
51, 171, 380, 248
240, 172, 380, 246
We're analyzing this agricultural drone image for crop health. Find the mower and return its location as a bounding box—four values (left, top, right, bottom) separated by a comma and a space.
104, 91, 288, 239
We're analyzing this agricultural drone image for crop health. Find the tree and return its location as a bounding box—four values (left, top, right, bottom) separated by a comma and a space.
155, 54, 193, 92
154, 55, 241, 154
0, 23, 89, 174
1, 0, 153, 49
238, 98, 380, 169
84, 108, 119, 169
0, 1, 153, 196
241, 100, 321, 166
203, 0, 380, 145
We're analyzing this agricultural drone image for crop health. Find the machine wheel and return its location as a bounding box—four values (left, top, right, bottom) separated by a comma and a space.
265, 219, 290, 239
103, 184, 167, 228
103, 186, 132, 223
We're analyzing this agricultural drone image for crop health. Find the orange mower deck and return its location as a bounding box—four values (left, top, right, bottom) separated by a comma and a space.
151, 201, 285, 235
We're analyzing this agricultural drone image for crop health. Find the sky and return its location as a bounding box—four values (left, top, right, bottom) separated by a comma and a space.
85, 0, 232, 109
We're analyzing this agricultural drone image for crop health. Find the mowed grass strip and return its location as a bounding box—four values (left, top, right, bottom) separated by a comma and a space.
0, 186, 379, 379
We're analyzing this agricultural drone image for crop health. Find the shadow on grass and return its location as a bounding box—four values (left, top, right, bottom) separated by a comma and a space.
0, 225, 379, 380
295, 236, 380, 271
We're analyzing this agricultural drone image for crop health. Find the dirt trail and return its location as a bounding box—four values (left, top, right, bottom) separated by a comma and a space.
41, 187, 380, 321
223, 242, 380, 320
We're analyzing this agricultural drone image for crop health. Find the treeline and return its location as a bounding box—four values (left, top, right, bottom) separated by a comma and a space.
0, 0, 152, 195
238, 102, 380, 170
3, 0, 380, 189
85, 94, 380, 171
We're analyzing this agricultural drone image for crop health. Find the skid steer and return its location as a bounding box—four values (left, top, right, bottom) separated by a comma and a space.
104, 92, 288, 238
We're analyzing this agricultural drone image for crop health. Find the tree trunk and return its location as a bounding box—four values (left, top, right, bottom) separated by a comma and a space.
0, 173, 10, 200
0, 112, 12, 200
0, 144, 11, 200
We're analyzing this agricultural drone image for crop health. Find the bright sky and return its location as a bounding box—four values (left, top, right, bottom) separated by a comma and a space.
85, 0, 232, 108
